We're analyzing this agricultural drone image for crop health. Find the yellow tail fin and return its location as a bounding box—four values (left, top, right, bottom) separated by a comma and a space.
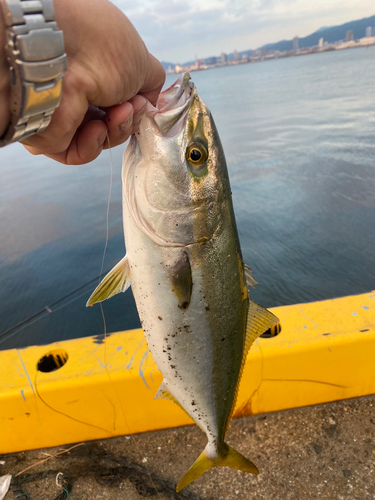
176, 443, 258, 492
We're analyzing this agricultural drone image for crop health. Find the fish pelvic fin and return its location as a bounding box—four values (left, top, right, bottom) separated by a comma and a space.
176, 442, 258, 492
86, 255, 131, 307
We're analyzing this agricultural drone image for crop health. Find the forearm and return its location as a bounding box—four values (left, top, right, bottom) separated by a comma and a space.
0, 8, 11, 138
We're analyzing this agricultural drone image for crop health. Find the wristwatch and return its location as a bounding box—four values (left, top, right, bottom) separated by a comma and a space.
0, 0, 66, 147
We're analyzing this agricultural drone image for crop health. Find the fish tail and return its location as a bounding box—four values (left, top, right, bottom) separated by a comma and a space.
176, 442, 258, 492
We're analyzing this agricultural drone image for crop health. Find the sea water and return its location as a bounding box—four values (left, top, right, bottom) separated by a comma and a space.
0, 47, 374, 349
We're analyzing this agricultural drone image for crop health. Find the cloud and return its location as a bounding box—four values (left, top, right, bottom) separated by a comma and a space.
111, 0, 374, 62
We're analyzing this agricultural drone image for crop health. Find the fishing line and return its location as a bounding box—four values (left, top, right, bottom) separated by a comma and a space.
0, 277, 111, 346
99, 134, 113, 284
3, 133, 161, 495
30, 138, 118, 436
100, 135, 161, 497
28, 151, 117, 441
0, 289, 88, 346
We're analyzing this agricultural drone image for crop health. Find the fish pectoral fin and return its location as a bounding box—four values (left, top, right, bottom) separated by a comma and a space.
246, 300, 279, 346
176, 443, 258, 492
244, 264, 258, 288
166, 251, 192, 311
86, 255, 131, 307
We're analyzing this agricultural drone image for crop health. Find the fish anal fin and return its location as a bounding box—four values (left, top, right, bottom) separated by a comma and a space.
154, 381, 171, 400
86, 255, 131, 307
176, 442, 258, 492
155, 381, 183, 409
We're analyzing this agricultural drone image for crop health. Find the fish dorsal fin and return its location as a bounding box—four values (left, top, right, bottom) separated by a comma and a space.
245, 300, 279, 348
225, 300, 279, 434
86, 255, 131, 307
244, 264, 258, 288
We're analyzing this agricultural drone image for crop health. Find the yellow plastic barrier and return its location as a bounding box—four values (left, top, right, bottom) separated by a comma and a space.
1, 291, 374, 453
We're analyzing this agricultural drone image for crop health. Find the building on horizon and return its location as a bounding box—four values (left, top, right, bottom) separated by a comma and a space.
318, 37, 324, 48
234, 49, 239, 61
221, 52, 228, 64
293, 36, 299, 51
366, 26, 373, 38
346, 30, 354, 42
206, 55, 217, 66
174, 64, 185, 74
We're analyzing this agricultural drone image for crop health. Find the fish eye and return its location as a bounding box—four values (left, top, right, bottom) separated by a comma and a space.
186, 143, 208, 167
190, 149, 202, 162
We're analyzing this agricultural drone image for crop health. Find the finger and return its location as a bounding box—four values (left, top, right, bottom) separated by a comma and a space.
25, 120, 108, 165
71, 119, 108, 164
104, 101, 134, 149
129, 95, 147, 132
138, 53, 166, 106
104, 96, 147, 149
23, 144, 43, 156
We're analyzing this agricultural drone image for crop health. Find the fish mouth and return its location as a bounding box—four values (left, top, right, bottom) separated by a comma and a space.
150, 73, 195, 136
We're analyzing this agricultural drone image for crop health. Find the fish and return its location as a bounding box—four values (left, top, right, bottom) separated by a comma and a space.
87, 73, 279, 491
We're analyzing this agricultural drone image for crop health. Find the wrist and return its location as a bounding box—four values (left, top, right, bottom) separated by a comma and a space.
0, 8, 11, 139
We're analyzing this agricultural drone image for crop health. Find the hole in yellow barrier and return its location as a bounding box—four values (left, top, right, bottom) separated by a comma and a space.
37, 349, 69, 373
261, 322, 282, 339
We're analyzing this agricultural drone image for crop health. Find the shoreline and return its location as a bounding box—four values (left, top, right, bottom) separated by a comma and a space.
168, 36, 375, 74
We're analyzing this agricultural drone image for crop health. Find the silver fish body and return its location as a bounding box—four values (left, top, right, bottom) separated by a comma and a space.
88, 73, 278, 491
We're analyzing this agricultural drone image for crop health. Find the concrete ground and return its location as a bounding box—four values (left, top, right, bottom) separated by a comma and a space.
1, 394, 375, 500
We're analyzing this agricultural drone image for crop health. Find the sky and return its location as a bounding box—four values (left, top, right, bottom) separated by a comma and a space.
111, 0, 374, 64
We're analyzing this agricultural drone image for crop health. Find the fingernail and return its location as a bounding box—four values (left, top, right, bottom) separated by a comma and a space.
130, 95, 147, 114
119, 110, 134, 134
98, 130, 107, 147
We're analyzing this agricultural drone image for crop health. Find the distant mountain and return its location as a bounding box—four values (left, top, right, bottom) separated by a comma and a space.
315, 26, 333, 33
259, 14, 375, 52
175, 14, 375, 68
161, 61, 175, 71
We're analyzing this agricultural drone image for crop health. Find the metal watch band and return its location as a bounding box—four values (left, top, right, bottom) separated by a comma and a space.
0, 0, 66, 147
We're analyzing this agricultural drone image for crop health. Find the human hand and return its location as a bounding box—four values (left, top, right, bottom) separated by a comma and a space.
0, 0, 165, 164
